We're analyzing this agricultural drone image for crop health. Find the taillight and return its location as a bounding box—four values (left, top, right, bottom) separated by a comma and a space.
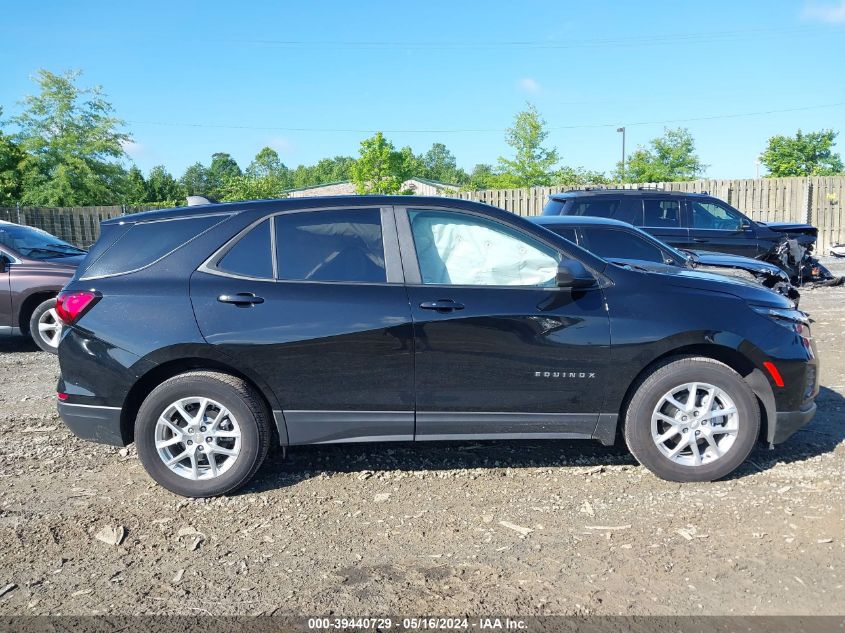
55, 291, 99, 325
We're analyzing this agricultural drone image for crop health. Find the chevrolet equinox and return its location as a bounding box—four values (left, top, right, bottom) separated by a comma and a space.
55, 196, 819, 497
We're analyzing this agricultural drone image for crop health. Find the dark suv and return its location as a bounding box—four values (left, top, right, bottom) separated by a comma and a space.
0, 221, 86, 352
56, 196, 818, 497
542, 189, 833, 283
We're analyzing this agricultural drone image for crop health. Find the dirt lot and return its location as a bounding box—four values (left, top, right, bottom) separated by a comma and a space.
0, 269, 843, 617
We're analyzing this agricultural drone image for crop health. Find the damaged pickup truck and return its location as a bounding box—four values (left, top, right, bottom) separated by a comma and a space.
542, 189, 838, 286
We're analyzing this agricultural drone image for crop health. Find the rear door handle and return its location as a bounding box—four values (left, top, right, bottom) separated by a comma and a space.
693, 238, 708, 243
218, 293, 264, 306
420, 299, 465, 312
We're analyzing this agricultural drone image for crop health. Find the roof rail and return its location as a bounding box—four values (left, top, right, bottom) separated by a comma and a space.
186, 195, 218, 206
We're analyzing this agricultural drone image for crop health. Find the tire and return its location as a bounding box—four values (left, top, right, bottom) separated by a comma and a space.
135, 371, 271, 497
29, 297, 62, 354
624, 356, 760, 482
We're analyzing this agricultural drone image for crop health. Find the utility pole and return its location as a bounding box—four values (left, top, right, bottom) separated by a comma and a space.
617, 127, 626, 182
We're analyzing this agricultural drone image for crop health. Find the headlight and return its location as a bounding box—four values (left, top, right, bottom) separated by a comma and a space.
751, 304, 813, 357
750, 305, 809, 327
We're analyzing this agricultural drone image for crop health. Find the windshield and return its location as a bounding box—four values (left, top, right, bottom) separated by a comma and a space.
0, 224, 87, 260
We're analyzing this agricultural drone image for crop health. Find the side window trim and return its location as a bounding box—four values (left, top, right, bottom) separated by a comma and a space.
199, 216, 274, 281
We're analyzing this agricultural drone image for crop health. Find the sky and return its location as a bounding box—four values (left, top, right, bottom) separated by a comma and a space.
2, 0, 844, 180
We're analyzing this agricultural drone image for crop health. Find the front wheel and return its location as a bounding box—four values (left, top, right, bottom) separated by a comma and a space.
135, 371, 271, 497
624, 357, 760, 482
29, 298, 62, 354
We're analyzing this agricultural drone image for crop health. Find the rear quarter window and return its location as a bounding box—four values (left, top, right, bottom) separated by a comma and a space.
81, 215, 228, 279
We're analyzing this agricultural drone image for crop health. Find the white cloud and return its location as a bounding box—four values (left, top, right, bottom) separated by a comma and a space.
803, 0, 845, 23
267, 136, 294, 154
121, 139, 144, 157
517, 77, 542, 94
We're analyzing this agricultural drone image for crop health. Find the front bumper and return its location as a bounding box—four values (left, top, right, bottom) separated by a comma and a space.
58, 402, 126, 446
772, 400, 817, 444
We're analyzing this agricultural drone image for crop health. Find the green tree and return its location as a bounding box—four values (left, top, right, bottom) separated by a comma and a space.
310, 156, 355, 184
466, 163, 498, 190
497, 103, 559, 187
246, 147, 287, 179
180, 162, 211, 196
552, 166, 609, 187
759, 129, 843, 177
350, 132, 412, 194
124, 165, 148, 203
147, 165, 185, 203
420, 142, 468, 184
13, 69, 130, 206
207, 152, 242, 197
219, 174, 287, 201
620, 127, 706, 182
0, 109, 23, 204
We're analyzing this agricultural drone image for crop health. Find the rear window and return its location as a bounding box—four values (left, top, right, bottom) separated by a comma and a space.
81, 215, 227, 279
569, 198, 622, 218
274, 209, 386, 283
541, 198, 567, 215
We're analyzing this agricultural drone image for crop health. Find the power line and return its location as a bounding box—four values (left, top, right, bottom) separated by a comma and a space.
125, 102, 845, 135
219, 25, 830, 50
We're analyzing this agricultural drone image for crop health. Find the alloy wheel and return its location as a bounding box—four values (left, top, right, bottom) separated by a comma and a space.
154, 397, 242, 480
37, 308, 62, 349
650, 382, 739, 467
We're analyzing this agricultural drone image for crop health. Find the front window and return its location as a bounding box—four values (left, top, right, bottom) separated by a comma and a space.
689, 200, 745, 231
0, 224, 86, 260
578, 227, 665, 263
408, 210, 560, 286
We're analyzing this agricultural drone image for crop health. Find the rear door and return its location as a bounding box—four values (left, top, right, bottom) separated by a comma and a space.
686, 198, 759, 257
631, 197, 691, 250
397, 206, 611, 440
190, 206, 415, 445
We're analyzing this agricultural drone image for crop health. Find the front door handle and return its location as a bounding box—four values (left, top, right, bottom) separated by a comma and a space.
218, 292, 265, 306
692, 238, 708, 243
420, 299, 465, 312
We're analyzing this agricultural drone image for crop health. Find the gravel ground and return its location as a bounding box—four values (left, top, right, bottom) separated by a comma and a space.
0, 268, 843, 617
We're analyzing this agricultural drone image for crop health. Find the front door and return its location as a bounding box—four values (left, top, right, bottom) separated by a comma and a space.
191, 207, 415, 445
686, 198, 759, 257
397, 207, 611, 440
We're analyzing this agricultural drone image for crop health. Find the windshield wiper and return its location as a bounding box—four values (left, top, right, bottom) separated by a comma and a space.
25, 248, 80, 258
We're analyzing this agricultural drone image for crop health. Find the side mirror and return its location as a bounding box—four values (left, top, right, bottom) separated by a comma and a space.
556, 259, 595, 289
0, 256, 8, 274
739, 221, 752, 231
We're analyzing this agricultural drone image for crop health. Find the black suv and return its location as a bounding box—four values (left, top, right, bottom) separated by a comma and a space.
542, 189, 833, 283
56, 196, 818, 497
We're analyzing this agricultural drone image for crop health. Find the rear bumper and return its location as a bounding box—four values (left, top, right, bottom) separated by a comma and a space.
58, 402, 126, 446
772, 401, 817, 444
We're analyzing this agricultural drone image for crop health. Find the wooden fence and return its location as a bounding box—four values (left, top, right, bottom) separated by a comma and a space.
3, 176, 845, 253
457, 176, 845, 254
0, 205, 162, 248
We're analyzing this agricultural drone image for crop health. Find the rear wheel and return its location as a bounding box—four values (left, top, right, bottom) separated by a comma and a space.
29, 298, 62, 354
624, 357, 760, 482
135, 371, 271, 497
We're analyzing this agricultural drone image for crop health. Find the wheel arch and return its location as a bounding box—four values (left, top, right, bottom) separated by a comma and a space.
617, 344, 775, 443
120, 357, 283, 446
18, 291, 58, 335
